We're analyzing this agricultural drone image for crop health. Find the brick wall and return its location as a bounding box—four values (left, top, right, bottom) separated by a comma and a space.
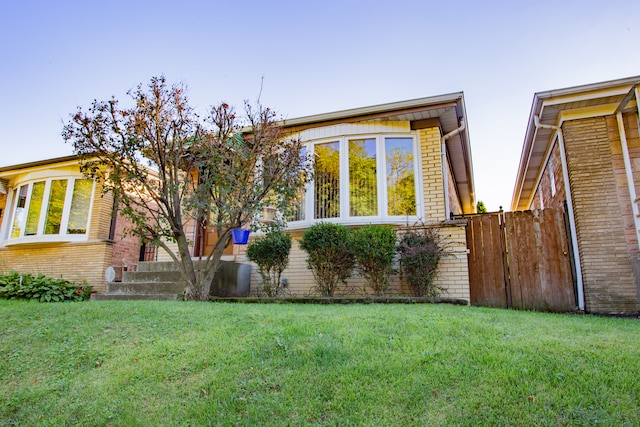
110, 207, 144, 270
0, 242, 112, 293
531, 142, 566, 210
420, 127, 446, 221
244, 223, 470, 301
606, 112, 640, 254
563, 116, 639, 313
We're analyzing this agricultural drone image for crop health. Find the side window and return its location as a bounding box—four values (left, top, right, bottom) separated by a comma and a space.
6, 177, 94, 241
314, 141, 340, 219
385, 137, 416, 216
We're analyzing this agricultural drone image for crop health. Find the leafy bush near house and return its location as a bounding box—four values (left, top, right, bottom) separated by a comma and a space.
350, 225, 397, 295
299, 222, 355, 297
247, 231, 292, 297
0, 271, 92, 302
397, 227, 446, 297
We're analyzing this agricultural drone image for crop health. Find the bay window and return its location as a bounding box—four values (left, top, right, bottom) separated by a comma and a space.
6, 176, 94, 243
289, 134, 420, 226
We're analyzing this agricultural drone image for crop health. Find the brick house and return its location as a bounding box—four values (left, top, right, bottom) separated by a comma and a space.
512, 76, 640, 314
238, 93, 477, 299
0, 155, 146, 293
2, 93, 477, 301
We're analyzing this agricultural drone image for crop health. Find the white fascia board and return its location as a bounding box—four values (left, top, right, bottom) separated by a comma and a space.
280, 93, 464, 127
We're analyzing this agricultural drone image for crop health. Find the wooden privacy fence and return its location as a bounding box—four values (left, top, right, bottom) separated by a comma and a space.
465, 208, 577, 312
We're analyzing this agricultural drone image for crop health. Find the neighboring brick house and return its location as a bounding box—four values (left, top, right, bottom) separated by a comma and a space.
238, 93, 477, 300
512, 76, 640, 314
0, 155, 145, 293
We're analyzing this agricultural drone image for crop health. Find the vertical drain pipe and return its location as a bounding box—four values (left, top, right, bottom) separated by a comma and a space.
441, 119, 466, 219
534, 116, 585, 311
615, 111, 640, 244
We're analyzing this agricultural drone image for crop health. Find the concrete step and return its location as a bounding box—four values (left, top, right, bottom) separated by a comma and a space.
122, 270, 186, 283
137, 261, 180, 272
106, 281, 186, 295
91, 293, 180, 301
137, 259, 237, 272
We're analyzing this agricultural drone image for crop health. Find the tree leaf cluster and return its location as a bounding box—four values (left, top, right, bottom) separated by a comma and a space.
62, 76, 311, 300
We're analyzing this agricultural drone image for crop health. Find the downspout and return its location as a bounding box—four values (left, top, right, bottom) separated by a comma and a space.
534, 116, 585, 311
615, 111, 640, 245
441, 119, 466, 219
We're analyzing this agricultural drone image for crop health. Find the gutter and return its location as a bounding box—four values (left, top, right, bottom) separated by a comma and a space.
441, 119, 466, 218
533, 115, 585, 311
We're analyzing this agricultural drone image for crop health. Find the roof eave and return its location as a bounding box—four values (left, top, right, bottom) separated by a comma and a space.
280, 92, 465, 128
511, 76, 640, 211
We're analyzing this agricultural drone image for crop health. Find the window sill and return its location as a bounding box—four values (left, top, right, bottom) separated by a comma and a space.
1, 235, 89, 247
285, 216, 421, 231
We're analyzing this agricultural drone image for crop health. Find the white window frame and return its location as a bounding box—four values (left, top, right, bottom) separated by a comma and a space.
287, 132, 423, 229
1, 174, 96, 246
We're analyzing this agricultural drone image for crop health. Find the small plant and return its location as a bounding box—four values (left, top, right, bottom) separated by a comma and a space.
299, 222, 355, 297
397, 227, 446, 297
247, 231, 292, 297
0, 271, 92, 302
350, 225, 397, 295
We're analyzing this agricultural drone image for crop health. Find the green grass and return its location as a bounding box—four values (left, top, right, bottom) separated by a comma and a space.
1, 301, 639, 426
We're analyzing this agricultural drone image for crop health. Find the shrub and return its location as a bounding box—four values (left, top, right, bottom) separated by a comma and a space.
299, 222, 355, 297
397, 228, 446, 297
350, 225, 397, 295
247, 231, 292, 297
0, 271, 92, 302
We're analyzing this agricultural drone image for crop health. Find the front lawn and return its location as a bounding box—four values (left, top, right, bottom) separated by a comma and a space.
1, 300, 638, 426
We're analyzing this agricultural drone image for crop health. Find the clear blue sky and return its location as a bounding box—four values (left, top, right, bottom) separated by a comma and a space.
1, 0, 639, 211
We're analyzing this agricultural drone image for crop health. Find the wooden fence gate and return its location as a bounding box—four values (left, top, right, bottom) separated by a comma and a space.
465, 208, 577, 312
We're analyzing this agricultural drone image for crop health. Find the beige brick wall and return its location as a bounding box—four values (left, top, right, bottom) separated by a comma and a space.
89, 182, 113, 241
563, 117, 639, 313
244, 223, 470, 302
0, 242, 112, 293
420, 127, 446, 221
606, 112, 640, 255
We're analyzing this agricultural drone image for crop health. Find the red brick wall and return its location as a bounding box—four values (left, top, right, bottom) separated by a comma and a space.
110, 207, 144, 270
530, 142, 566, 210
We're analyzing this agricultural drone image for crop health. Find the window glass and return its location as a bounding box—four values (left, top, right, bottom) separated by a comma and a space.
10, 186, 28, 238
349, 139, 377, 216
314, 141, 340, 219
67, 179, 92, 234
25, 181, 45, 236
44, 179, 68, 234
285, 147, 307, 222
386, 138, 416, 216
